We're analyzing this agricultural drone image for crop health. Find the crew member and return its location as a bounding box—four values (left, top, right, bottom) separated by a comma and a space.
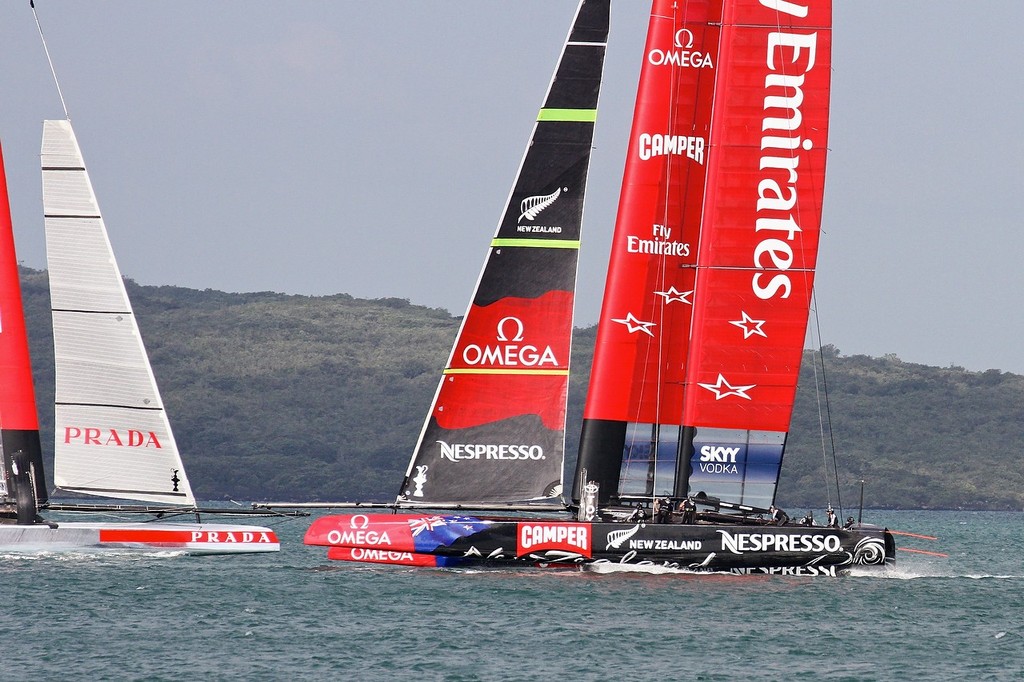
658, 498, 673, 524
678, 497, 697, 524
652, 497, 666, 524
769, 505, 790, 526
825, 505, 839, 528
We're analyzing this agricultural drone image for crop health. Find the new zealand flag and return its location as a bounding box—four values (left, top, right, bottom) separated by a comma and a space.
408, 515, 493, 553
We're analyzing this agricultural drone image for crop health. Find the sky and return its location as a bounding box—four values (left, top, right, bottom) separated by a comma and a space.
2, 1, 1023, 374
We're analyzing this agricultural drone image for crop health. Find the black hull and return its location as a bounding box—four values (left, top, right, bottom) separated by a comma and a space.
305, 513, 895, 574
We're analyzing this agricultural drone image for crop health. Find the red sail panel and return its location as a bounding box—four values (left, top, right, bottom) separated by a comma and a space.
438, 292, 572, 431
584, 0, 720, 426
0, 142, 39, 432
0, 140, 47, 510
683, 0, 831, 431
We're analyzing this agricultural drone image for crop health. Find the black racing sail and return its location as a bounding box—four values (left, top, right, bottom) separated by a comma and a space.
397, 0, 610, 507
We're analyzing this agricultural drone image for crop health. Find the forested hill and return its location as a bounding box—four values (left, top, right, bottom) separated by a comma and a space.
17, 267, 1024, 511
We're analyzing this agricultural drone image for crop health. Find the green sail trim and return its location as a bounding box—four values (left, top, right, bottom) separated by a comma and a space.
491, 238, 580, 249
537, 108, 598, 122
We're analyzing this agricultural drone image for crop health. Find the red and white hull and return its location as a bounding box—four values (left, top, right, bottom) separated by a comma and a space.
0, 522, 279, 554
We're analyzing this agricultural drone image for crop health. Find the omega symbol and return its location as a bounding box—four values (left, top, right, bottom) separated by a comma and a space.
674, 28, 694, 48
495, 317, 525, 342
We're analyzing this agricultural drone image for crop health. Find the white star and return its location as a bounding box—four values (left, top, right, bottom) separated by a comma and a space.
653, 286, 693, 305
729, 311, 767, 339
697, 373, 755, 400
611, 312, 656, 337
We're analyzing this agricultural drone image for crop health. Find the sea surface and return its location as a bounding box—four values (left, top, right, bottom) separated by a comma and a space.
2, 509, 1021, 681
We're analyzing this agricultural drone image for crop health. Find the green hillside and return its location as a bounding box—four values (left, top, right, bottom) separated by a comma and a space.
18, 267, 1024, 510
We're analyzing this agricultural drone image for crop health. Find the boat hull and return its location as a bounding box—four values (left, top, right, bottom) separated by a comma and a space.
305, 513, 893, 575
0, 522, 280, 554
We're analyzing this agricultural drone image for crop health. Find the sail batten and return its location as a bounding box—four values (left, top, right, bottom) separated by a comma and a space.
42, 119, 195, 506
490, 238, 581, 249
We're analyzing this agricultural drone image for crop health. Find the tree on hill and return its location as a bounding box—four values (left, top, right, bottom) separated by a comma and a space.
18, 267, 1024, 510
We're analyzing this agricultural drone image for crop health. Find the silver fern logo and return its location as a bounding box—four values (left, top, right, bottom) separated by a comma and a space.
605, 524, 641, 550
519, 187, 563, 222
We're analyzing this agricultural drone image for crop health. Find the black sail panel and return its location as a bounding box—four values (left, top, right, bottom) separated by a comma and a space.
398, 1, 609, 506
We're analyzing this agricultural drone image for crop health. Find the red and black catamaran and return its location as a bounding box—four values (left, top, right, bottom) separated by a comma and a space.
304, 0, 895, 574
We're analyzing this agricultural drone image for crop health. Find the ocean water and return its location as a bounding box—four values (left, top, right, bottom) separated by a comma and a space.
2, 510, 1021, 681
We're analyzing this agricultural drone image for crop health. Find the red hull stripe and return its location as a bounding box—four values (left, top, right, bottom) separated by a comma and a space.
99, 528, 278, 545
327, 546, 442, 567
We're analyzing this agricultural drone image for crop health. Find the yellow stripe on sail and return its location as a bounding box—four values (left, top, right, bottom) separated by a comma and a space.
491, 238, 580, 249
443, 368, 569, 376
537, 108, 598, 122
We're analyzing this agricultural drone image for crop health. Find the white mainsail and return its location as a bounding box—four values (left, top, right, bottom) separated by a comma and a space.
42, 119, 194, 505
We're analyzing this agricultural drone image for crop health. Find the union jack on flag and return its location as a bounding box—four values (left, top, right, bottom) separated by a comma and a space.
409, 515, 448, 536
408, 515, 491, 553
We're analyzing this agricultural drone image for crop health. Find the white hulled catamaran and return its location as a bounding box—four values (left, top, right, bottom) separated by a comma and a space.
0, 123, 282, 553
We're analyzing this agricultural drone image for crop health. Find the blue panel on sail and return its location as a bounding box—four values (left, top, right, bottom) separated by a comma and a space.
617, 422, 679, 497
686, 429, 785, 509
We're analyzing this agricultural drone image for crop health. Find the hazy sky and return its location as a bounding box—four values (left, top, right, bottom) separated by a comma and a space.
2, 2, 1023, 374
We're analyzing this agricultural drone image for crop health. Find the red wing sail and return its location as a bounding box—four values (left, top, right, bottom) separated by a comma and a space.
684, 0, 830, 431
576, 0, 720, 502
575, 0, 831, 509
398, 1, 610, 506
581, 2, 717, 428
0, 141, 48, 510
682, 0, 831, 507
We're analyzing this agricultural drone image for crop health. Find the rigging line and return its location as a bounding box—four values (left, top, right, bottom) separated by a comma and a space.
31, 0, 71, 121
808, 299, 832, 509
811, 288, 843, 519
